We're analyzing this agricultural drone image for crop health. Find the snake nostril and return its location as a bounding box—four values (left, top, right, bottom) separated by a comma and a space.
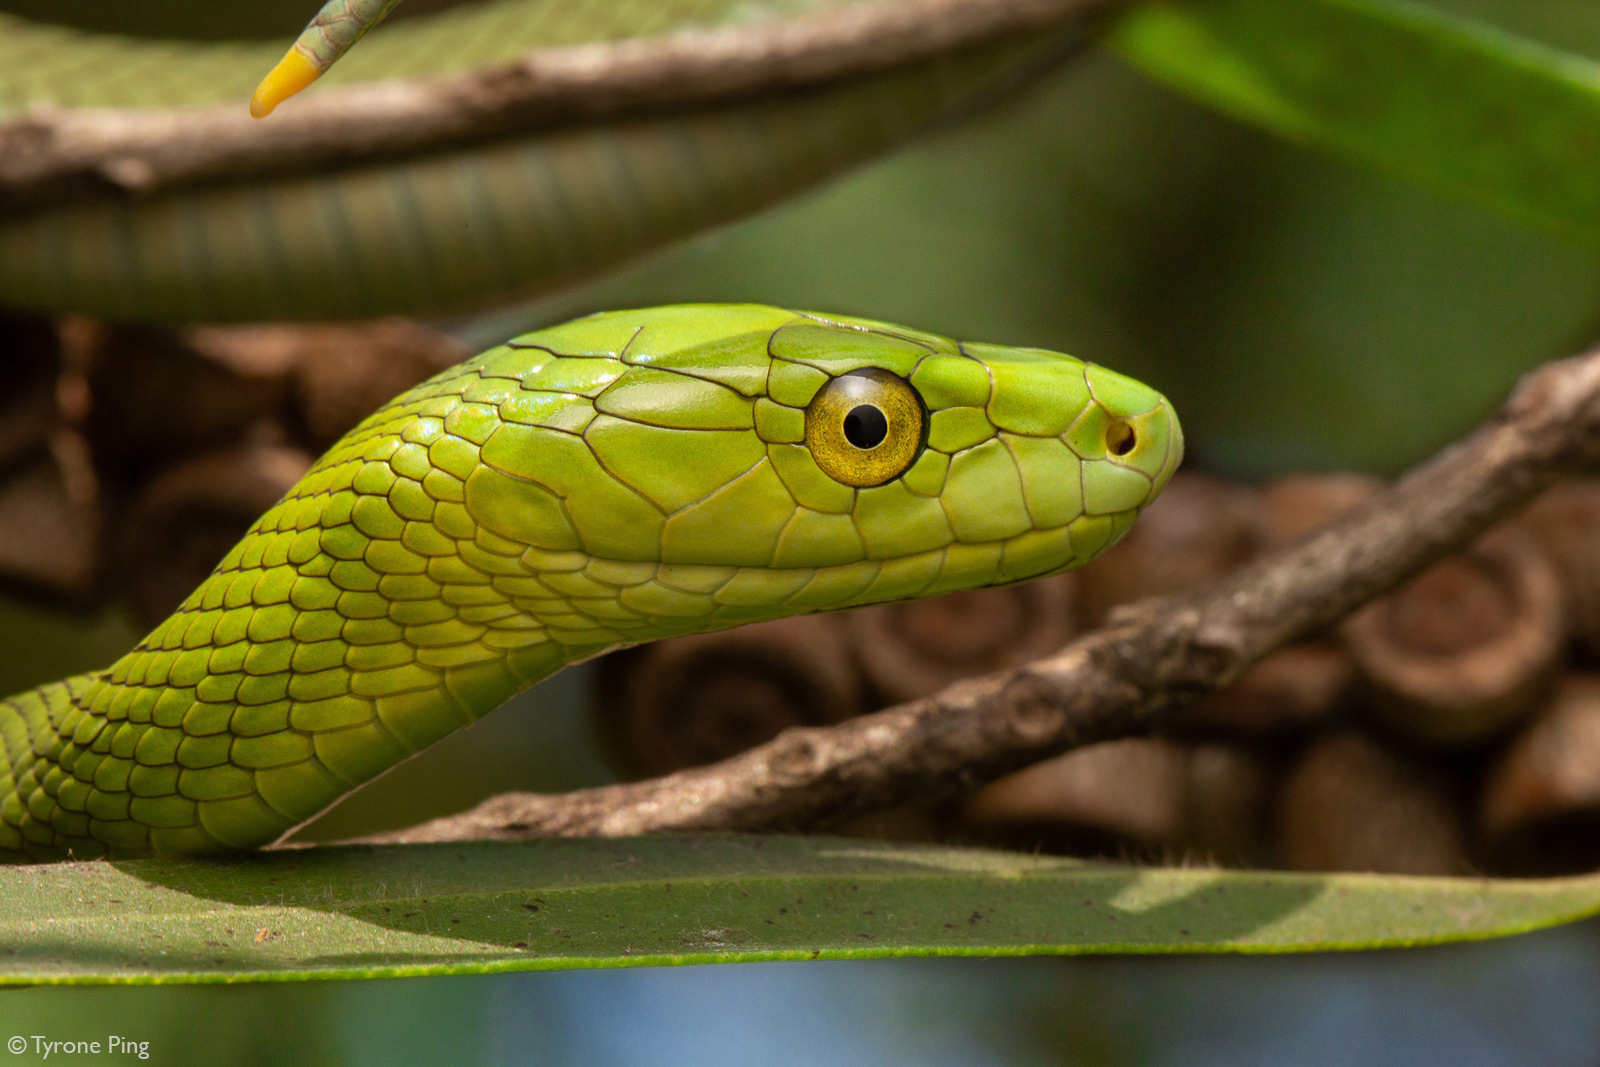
1106, 420, 1136, 456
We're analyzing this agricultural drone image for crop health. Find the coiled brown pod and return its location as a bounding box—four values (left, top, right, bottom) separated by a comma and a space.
1520, 480, 1600, 660
0, 434, 101, 601
0, 314, 59, 473
1276, 732, 1470, 875
266, 319, 468, 447
1342, 525, 1565, 747
1184, 474, 1379, 735
846, 577, 1077, 703
961, 739, 1271, 865
84, 323, 294, 486
595, 615, 864, 779
117, 445, 313, 627
1480, 674, 1600, 874
1075, 472, 1260, 627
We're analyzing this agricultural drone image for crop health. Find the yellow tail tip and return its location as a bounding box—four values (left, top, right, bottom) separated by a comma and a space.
250, 48, 321, 119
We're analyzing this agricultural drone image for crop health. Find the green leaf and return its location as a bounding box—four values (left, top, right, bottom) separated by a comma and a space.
1106, 0, 1600, 246
3, 835, 1599, 984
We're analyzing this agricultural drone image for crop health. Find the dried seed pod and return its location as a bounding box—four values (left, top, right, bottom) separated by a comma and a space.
1277, 732, 1470, 875
964, 738, 1188, 857
0, 314, 60, 474
832, 804, 948, 845
0, 435, 101, 600
85, 324, 293, 485
1342, 525, 1565, 746
1480, 674, 1600, 874
961, 739, 1271, 864
262, 319, 469, 447
846, 576, 1076, 703
117, 445, 313, 626
595, 615, 864, 779
1520, 480, 1600, 659
1075, 472, 1260, 627
1180, 474, 1380, 735
1257, 472, 1384, 548
1183, 643, 1356, 735
1183, 743, 1274, 866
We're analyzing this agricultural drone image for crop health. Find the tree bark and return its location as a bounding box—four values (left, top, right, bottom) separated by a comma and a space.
0, 0, 1119, 209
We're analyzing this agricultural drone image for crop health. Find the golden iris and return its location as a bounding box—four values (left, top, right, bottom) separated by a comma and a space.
803, 369, 925, 487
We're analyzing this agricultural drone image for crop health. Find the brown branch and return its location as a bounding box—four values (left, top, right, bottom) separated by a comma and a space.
355, 346, 1600, 846
0, 0, 1118, 210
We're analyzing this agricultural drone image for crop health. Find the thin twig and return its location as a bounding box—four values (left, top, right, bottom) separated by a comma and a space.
353, 346, 1600, 846
0, 0, 1118, 209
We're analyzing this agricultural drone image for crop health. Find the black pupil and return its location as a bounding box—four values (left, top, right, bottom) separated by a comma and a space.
842, 405, 889, 449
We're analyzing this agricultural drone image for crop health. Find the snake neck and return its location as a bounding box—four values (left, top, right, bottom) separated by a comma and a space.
0, 375, 588, 858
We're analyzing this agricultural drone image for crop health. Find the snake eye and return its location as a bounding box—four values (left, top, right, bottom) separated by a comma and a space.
804, 369, 925, 487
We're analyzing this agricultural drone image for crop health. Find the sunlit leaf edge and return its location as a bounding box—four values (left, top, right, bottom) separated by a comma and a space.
1, 836, 1597, 985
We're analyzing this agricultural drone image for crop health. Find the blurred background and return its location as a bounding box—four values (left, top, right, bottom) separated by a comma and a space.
4, 1, 1600, 1062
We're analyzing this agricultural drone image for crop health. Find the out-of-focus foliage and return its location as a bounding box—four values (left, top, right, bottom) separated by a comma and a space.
1108, 0, 1600, 248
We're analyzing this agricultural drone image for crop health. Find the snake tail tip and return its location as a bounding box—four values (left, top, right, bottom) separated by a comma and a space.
250, 48, 321, 119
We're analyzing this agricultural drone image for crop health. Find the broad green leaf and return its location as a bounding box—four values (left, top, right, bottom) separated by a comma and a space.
2, 835, 1598, 984
1106, 0, 1600, 246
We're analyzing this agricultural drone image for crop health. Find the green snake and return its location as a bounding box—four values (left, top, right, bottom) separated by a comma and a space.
0, 0, 1080, 322
0, 305, 1181, 859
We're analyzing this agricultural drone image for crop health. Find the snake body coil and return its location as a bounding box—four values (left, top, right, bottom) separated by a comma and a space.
0, 305, 1181, 858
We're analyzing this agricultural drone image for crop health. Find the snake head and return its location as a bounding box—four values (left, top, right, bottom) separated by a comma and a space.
0, 305, 1181, 857
465, 305, 1181, 620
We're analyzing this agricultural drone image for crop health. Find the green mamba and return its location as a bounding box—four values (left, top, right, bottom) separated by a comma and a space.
0, 305, 1182, 858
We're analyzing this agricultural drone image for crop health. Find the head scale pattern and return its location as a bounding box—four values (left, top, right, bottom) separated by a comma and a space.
0, 304, 1180, 858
